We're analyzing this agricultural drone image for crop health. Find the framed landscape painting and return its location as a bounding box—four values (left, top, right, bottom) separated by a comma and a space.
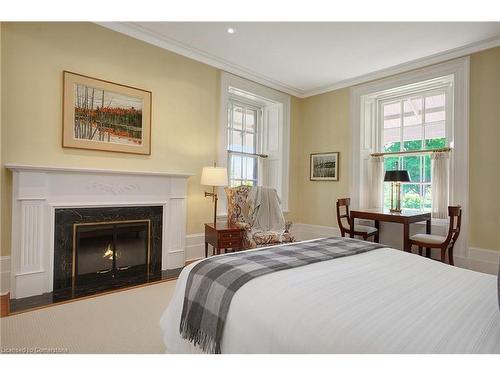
62, 71, 152, 155
310, 152, 339, 181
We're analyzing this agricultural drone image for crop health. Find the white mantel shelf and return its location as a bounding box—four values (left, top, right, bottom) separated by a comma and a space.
5, 164, 194, 178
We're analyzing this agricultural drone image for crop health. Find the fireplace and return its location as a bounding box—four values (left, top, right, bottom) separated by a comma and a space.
54, 206, 163, 294
73, 220, 150, 289
7, 164, 190, 300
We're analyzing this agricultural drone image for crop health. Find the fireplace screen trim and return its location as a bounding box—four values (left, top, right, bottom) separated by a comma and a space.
72, 219, 151, 288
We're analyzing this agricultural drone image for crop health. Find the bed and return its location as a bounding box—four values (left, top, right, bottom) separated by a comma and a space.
160, 238, 500, 354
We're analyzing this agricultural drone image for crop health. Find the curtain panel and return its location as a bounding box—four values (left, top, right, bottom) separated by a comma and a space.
368, 156, 385, 209
431, 151, 450, 219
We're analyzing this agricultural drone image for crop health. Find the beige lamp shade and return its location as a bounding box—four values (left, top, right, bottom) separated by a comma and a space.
201, 166, 228, 186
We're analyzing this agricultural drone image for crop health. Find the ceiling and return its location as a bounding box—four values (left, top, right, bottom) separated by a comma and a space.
100, 22, 500, 97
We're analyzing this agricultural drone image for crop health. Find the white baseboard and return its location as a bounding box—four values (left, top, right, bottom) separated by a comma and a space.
1, 256, 11, 295
185, 233, 205, 262
290, 223, 341, 241
459, 247, 500, 275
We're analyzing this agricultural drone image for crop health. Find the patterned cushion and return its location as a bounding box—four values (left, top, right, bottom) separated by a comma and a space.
253, 231, 295, 246
233, 221, 251, 231
224, 186, 253, 226
225, 185, 295, 249
282, 232, 294, 243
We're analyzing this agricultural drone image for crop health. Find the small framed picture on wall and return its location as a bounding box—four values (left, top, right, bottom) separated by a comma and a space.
310, 152, 339, 181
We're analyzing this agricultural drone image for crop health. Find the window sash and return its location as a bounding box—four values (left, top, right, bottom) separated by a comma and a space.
378, 87, 450, 211
227, 153, 259, 187
227, 100, 262, 187
379, 87, 449, 154
227, 100, 261, 154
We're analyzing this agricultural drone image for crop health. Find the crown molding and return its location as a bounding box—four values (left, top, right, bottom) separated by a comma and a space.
303, 36, 500, 97
97, 22, 500, 99
96, 22, 306, 98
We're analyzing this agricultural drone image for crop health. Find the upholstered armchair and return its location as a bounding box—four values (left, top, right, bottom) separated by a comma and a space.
225, 185, 294, 249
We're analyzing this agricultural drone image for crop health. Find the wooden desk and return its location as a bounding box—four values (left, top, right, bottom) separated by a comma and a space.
349, 208, 431, 252
204, 222, 245, 257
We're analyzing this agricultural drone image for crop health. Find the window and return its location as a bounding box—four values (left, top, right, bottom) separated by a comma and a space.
351, 57, 468, 256
227, 101, 261, 187
380, 89, 449, 210
219, 72, 291, 213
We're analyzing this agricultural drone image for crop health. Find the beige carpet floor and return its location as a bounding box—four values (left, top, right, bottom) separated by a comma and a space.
0, 280, 177, 354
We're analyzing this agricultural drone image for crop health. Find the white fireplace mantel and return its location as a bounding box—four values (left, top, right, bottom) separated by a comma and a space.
6, 164, 193, 299
5, 164, 193, 178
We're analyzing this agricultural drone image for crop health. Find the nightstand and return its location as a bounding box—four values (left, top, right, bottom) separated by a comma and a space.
204, 222, 245, 257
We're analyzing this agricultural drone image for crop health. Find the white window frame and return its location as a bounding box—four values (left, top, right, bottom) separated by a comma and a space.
218, 72, 291, 216
376, 82, 453, 211
350, 57, 469, 258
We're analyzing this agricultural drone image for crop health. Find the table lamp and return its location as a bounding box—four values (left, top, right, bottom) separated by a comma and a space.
201, 165, 228, 224
384, 170, 410, 213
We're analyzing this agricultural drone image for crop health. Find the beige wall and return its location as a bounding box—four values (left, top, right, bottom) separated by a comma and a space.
288, 88, 351, 227
0, 22, 222, 256
469, 47, 500, 251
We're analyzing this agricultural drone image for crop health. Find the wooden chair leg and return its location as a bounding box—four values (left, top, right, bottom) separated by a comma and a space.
426, 248, 431, 258
362, 234, 368, 241
448, 245, 454, 266
374, 233, 379, 243
418, 246, 422, 256
440, 247, 446, 263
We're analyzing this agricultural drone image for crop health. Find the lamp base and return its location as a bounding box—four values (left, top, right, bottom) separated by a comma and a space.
389, 181, 403, 213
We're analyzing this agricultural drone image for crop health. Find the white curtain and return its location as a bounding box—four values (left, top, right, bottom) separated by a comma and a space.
368, 156, 385, 209
431, 151, 450, 219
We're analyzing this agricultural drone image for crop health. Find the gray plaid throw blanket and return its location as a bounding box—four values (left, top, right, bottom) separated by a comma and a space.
179, 237, 385, 353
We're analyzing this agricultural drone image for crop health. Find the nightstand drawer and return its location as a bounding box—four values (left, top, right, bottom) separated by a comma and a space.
219, 238, 243, 249
205, 223, 246, 257
219, 232, 243, 240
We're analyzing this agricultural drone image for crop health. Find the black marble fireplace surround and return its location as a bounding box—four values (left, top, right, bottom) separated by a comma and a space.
54, 206, 163, 295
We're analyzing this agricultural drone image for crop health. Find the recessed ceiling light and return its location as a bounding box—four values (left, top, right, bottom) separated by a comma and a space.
227, 27, 236, 34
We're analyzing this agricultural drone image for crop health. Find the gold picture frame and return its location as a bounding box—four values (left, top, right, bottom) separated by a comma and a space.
62, 71, 152, 155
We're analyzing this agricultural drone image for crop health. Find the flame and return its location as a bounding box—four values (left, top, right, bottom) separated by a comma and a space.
103, 244, 114, 260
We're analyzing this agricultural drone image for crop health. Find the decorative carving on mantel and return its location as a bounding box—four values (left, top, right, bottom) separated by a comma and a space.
85, 182, 140, 195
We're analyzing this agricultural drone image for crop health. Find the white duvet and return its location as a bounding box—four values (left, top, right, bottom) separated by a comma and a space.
160, 241, 500, 353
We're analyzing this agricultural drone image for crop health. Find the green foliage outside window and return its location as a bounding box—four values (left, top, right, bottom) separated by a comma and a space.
383, 138, 446, 210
